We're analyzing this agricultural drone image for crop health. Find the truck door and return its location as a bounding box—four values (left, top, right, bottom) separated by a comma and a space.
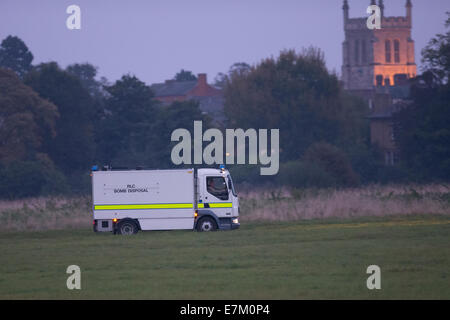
227, 174, 239, 217
201, 176, 233, 218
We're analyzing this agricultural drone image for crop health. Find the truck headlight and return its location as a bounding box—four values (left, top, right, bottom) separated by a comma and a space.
232, 218, 239, 224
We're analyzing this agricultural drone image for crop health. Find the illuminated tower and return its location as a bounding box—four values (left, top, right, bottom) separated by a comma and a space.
342, 0, 417, 91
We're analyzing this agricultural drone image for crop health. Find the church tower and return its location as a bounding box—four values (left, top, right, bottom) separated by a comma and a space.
342, 0, 417, 92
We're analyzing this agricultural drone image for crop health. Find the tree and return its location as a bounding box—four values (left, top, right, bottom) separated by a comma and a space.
213, 72, 227, 89
228, 62, 251, 76
98, 74, 158, 166
174, 69, 197, 81
0, 68, 58, 164
421, 12, 450, 85
0, 68, 68, 198
394, 13, 450, 181
0, 35, 34, 78
66, 63, 109, 159
97, 76, 210, 169
148, 100, 210, 168
214, 62, 251, 89
302, 142, 359, 187
224, 48, 366, 161
66, 63, 110, 100
394, 83, 450, 180
24, 62, 96, 175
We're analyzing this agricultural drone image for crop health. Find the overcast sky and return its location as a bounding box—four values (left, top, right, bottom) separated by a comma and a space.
1, 0, 449, 85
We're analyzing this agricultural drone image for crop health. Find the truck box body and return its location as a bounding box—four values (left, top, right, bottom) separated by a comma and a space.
93, 169, 195, 230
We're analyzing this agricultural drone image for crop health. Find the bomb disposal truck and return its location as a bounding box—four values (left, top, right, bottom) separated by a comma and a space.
92, 166, 240, 234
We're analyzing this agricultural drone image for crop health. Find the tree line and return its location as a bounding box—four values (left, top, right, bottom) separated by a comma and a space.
1, 13, 449, 198
0, 36, 210, 198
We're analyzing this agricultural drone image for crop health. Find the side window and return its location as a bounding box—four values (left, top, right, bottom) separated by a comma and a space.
206, 176, 228, 201
394, 40, 400, 63
385, 40, 391, 63
361, 39, 367, 63
354, 39, 360, 64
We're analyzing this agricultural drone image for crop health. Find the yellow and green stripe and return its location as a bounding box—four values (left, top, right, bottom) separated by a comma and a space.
94, 202, 233, 210
94, 203, 193, 210
198, 202, 233, 208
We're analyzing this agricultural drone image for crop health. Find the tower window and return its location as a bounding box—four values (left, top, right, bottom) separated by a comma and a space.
394, 40, 400, 63
362, 39, 367, 63
385, 40, 391, 63
355, 40, 360, 64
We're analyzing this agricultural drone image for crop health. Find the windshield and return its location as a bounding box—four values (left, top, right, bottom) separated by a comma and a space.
227, 174, 237, 197
206, 176, 229, 200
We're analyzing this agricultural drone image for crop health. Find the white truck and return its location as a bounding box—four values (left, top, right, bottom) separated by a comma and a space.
91, 166, 240, 234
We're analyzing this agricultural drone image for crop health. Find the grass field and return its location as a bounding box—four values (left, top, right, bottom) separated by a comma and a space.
1, 215, 449, 299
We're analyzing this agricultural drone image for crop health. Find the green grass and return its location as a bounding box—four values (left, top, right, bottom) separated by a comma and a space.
0, 216, 449, 299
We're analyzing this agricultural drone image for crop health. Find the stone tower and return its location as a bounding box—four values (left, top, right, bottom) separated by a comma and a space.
341, 0, 417, 92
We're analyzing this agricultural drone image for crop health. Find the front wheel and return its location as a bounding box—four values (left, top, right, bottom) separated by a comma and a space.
196, 216, 217, 232
117, 220, 139, 235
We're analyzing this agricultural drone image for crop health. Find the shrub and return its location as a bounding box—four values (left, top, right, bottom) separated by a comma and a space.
277, 160, 337, 189
302, 142, 360, 187
0, 158, 70, 199
0, 161, 47, 199
228, 164, 273, 187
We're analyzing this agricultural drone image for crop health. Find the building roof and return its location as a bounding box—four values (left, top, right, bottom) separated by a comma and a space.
150, 74, 226, 125
150, 80, 198, 97
150, 73, 222, 98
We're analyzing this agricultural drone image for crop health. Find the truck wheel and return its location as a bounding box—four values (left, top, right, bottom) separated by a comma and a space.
197, 216, 217, 232
117, 220, 138, 235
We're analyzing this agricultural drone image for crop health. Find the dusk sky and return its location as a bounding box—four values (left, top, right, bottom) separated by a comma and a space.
1, 0, 449, 85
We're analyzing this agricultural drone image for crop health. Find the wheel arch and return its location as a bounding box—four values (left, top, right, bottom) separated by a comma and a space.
116, 217, 141, 231
195, 210, 220, 229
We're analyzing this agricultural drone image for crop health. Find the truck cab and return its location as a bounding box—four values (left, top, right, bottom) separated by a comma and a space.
195, 167, 240, 231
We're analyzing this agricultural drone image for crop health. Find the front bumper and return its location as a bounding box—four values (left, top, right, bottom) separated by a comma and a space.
217, 217, 240, 230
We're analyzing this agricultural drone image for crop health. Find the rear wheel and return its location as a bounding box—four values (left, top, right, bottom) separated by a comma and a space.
117, 220, 139, 235
196, 216, 217, 232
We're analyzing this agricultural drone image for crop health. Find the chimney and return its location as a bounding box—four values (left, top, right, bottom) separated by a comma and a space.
197, 73, 207, 87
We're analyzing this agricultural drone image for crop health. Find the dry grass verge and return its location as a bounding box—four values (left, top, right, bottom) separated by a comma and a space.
239, 184, 450, 221
0, 197, 92, 232
0, 184, 449, 231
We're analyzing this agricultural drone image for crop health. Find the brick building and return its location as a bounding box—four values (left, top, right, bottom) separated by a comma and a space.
367, 86, 410, 165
